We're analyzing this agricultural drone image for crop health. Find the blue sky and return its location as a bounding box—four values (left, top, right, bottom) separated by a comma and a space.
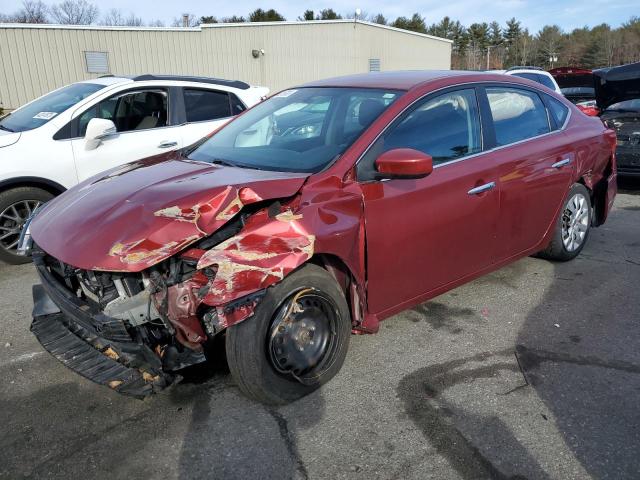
0, 0, 637, 32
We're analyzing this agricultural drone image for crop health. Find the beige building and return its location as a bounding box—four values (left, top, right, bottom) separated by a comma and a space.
0, 20, 451, 110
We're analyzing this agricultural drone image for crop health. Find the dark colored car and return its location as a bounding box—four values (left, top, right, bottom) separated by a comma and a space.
549, 67, 596, 104
594, 62, 640, 176
24, 71, 617, 404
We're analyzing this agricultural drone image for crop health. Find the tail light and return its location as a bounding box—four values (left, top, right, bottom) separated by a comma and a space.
577, 104, 600, 117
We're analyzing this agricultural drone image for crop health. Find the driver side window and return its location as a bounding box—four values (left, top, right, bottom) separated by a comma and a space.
77, 89, 168, 137
382, 89, 482, 165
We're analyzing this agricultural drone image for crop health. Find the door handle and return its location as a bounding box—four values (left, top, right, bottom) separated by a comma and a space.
158, 141, 178, 149
468, 182, 496, 195
551, 158, 571, 169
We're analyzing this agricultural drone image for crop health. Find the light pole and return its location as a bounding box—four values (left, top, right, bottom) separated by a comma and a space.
549, 53, 558, 69
486, 44, 502, 70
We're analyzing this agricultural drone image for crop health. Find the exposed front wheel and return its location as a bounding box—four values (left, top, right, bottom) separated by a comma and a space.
225, 264, 351, 405
0, 187, 53, 265
538, 183, 592, 261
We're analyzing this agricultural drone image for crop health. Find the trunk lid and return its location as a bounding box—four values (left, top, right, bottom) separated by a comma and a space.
594, 62, 640, 110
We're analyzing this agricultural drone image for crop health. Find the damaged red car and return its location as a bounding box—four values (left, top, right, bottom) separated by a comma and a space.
24, 71, 617, 404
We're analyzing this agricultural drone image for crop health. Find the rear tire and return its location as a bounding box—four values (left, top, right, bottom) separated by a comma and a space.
0, 187, 53, 265
537, 183, 591, 262
226, 264, 351, 405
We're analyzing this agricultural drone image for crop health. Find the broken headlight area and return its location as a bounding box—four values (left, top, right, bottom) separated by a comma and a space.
29, 200, 315, 397
30, 243, 257, 397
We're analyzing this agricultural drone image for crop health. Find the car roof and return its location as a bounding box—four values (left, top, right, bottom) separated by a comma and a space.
79, 74, 251, 90
300, 70, 519, 91
79, 76, 132, 86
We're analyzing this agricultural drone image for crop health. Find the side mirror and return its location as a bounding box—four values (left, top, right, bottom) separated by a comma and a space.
85, 118, 116, 150
375, 148, 433, 179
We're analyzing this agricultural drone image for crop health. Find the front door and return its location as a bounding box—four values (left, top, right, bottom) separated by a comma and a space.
71, 88, 182, 181
359, 88, 500, 315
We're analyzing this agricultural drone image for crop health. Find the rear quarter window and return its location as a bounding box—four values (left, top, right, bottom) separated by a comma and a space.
546, 96, 570, 129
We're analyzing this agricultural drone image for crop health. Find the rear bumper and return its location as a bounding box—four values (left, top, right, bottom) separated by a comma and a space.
31, 256, 177, 398
616, 147, 640, 176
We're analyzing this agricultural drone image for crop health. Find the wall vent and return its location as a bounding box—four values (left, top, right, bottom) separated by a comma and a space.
369, 58, 381, 72
84, 51, 109, 74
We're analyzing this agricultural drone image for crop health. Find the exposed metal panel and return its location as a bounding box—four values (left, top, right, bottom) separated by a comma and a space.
0, 22, 451, 110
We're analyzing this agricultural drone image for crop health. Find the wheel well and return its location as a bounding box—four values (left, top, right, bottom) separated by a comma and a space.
0, 177, 66, 197
308, 253, 362, 326
580, 157, 614, 227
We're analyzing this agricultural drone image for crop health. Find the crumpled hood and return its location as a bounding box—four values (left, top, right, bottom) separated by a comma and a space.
0, 130, 21, 148
31, 156, 309, 272
594, 62, 640, 110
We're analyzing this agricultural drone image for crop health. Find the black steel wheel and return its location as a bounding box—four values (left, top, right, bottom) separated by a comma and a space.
226, 264, 351, 405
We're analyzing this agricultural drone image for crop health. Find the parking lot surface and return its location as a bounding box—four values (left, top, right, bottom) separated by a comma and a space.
1, 185, 639, 480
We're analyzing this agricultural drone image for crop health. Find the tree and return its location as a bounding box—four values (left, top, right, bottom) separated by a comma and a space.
148, 19, 165, 27
222, 16, 246, 23
299, 10, 314, 21
200, 15, 218, 24
101, 9, 142, 26
371, 13, 387, 25
503, 17, 522, 67
392, 13, 426, 33
317, 8, 341, 20
50, 0, 98, 24
536, 25, 563, 67
11, 0, 49, 23
427, 16, 454, 39
248, 8, 285, 22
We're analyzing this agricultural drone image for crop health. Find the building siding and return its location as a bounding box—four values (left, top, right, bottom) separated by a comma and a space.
0, 21, 451, 110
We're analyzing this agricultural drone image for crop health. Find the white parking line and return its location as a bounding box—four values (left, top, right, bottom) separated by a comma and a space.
2, 351, 44, 366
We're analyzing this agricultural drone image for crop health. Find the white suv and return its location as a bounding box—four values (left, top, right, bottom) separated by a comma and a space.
0, 75, 268, 263
494, 67, 562, 94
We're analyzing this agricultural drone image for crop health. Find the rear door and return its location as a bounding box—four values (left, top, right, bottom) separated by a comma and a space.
359, 87, 500, 315
70, 88, 183, 181
177, 87, 246, 147
482, 86, 575, 260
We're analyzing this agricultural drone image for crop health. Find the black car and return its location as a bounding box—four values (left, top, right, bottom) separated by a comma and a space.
595, 62, 640, 177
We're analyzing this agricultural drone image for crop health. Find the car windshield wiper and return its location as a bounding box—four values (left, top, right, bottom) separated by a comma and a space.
209, 158, 263, 170
0, 124, 14, 132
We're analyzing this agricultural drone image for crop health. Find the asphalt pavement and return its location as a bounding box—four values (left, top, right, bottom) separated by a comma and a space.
1, 182, 639, 480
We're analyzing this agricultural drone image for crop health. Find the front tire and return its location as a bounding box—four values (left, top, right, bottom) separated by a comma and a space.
0, 187, 53, 265
538, 183, 592, 262
226, 264, 351, 405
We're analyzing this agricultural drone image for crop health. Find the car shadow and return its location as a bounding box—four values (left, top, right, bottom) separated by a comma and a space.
173, 343, 324, 480
514, 220, 640, 478
395, 196, 640, 478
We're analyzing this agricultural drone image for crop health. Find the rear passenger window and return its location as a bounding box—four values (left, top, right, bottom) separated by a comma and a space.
546, 96, 569, 129
184, 89, 232, 122
230, 94, 246, 115
511, 72, 556, 91
380, 89, 482, 165
486, 88, 550, 146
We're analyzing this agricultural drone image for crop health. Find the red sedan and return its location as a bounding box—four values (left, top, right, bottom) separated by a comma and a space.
26, 71, 617, 404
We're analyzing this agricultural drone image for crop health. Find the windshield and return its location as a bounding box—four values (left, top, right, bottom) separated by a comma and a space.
188, 87, 401, 173
0, 82, 104, 133
607, 99, 640, 111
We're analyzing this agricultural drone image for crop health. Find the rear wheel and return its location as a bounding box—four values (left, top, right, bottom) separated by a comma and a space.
226, 264, 351, 405
538, 183, 591, 261
0, 187, 53, 265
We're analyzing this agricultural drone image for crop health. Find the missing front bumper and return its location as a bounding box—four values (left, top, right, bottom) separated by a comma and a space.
31, 284, 177, 398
